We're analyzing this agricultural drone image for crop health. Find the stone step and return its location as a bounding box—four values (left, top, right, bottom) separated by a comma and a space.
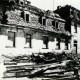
4, 71, 30, 78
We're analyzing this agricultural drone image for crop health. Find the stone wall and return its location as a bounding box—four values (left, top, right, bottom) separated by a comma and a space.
0, 26, 70, 56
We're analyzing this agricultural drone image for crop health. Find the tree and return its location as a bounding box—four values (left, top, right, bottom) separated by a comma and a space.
0, 0, 16, 24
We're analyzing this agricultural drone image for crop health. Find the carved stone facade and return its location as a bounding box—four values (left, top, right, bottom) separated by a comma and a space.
0, 0, 71, 56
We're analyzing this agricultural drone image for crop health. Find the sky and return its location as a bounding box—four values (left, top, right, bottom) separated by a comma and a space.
28, 0, 80, 11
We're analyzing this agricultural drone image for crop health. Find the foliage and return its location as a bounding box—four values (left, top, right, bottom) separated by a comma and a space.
65, 60, 79, 71
7, 48, 79, 68
0, 0, 16, 24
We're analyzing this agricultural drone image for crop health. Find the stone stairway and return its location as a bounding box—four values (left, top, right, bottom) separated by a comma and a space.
3, 60, 78, 80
